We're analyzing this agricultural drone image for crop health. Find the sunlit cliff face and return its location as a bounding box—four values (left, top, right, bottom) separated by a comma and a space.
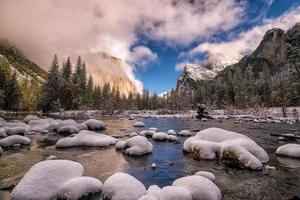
85, 52, 141, 95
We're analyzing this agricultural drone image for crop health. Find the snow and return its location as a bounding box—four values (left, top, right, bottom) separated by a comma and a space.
28, 119, 52, 132
152, 132, 169, 141
121, 136, 153, 156
140, 130, 156, 137
276, 143, 300, 158
139, 194, 157, 200
149, 127, 158, 132
139, 175, 221, 200
55, 130, 118, 148
159, 186, 192, 200
134, 121, 145, 127
181, 64, 217, 82
167, 129, 176, 135
115, 141, 126, 150
183, 127, 269, 170
101, 172, 146, 200
11, 160, 84, 200
82, 119, 106, 130
60, 176, 102, 200
152, 132, 178, 142
57, 119, 87, 134
167, 135, 178, 142
47, 155, 57, 160
195, 171, 216, 181
2, 122, 29, 136
178, 130, 193, 136
172, 175, 221, 200
146, 185, 161, 198
0, 135, 31, 147
23, 115, 40, 123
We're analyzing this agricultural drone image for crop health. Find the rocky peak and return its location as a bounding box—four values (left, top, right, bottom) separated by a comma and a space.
252, 28, 286, 64
177, 64, 216, 94
286, 23, 300, 47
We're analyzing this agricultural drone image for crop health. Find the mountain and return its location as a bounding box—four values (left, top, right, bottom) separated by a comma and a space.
176, 23, 300, 108
85, 52, 139, 96
176, 60, 238, 95
0, 40, 47, 85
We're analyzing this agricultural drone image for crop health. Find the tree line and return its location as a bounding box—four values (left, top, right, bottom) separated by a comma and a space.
39, 55, 190, 113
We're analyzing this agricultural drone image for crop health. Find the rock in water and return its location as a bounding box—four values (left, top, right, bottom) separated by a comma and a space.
0, 135, 31, 147
183, 127, 269, 170
133, 121, 145, 127
119, 136, 153, 156
101, 173, 146, 200
11, 160, 84, 200
55, 130, 118, 148
82, 119, 106, 130
196, 103, 211, 119
59, 176, 102, 200
276, 143, 300, 158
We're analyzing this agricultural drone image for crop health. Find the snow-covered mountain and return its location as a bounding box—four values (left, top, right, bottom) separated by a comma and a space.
176, 60, 238, 95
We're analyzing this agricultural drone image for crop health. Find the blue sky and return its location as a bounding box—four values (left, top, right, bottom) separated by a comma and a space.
133, 0, 300, 94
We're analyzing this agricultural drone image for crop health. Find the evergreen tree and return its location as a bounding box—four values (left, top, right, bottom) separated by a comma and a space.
39, 55, 62, 112
3, 72, 20, 110
62, 57, 72, 82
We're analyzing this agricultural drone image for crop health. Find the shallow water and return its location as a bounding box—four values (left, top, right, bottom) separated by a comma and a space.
0, 117, 300, 199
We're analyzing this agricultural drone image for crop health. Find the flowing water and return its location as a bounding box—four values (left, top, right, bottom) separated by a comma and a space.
0, 116, 299, 200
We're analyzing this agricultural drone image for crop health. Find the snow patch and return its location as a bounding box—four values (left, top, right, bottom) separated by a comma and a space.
276, 143, 300, 158
55, 130, 118, 148
102, 172, 146, 200
183, 127, 269, 170
60, 176, 102, 200
0, 135, 31, 147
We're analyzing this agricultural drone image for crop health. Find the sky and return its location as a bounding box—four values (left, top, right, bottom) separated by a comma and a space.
0, 0, 300, 94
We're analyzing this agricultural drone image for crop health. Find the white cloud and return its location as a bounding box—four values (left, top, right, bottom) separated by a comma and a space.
128, 46, 157, 67
188, 6, 300, 64
0, 0, 245, 91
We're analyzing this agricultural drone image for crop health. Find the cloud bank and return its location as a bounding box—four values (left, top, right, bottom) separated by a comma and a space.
188, 6, 300, 65
0, 0, 245, 92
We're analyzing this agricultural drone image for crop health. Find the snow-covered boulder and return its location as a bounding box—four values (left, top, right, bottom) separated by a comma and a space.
167, 135, 178, 142
134, 121, 145, 127
56, 130, 118, 148
167, 129, 176, 135
82, 119, 106, 130
11, 160, 84, 200
195, 171, 216, 181
3, 122, 28, 135
183, 128, 269, 170
146, 185, 161, 198
158, 186, 192, 200
276, 143, 300, 158
59, 176, 102, 200
23, 115, 40, 123
120, 136, 153, 156
149, 127, 158, 132
140, 130, 156, 137
28, 119, 52, 132
172, 175, 221, 200
57, 119, 87, 135
152, 132, 169, 141
178, 130, 192, 136
115, 141, 126, 150
102, 173, 146, 200
0, 135, 31, 147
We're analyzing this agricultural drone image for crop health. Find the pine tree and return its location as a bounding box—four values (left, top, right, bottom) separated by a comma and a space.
86, 75, 94, 107
62, 57, 72, 82
3, 72, 20, 110
39, 55, 62, 112
73, 56, 82, 85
